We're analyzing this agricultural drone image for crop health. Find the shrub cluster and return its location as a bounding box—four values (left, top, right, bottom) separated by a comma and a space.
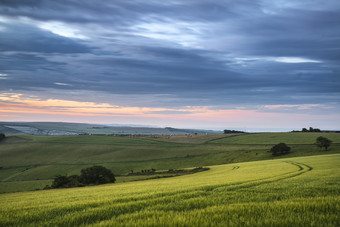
269, 143, 291, 156
0, 133, 5, 141
49, 166, 116, 189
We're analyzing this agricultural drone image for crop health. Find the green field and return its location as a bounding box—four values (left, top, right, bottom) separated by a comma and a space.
0, 154, 339, 226
211, 132, 340, 144
0, 132, 339, 193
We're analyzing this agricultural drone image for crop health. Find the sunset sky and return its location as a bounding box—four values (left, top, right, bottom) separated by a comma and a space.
0, 0, 339, 131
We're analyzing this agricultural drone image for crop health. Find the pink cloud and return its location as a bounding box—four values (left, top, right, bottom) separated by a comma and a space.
0, 93, 339, 130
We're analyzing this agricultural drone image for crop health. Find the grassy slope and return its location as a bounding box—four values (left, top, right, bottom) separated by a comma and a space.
0, 154, 339, 226
211, 132, 340, 144
0, 133, 339, 193
146, 134, 233, 144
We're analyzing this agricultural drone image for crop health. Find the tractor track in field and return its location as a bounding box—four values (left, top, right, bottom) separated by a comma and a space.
92, 161, 313, 207
208, 161, 313, 192
140, 160, 314, 204
0, 160, 315, 226
46, 160, 314, 225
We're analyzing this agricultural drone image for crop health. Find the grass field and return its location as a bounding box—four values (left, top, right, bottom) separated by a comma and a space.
211, 132, 340, 144
0, 132, 339, 193
0, 154, 339, 226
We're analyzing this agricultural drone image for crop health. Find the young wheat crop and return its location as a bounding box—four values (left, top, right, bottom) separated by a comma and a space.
0, 154, 339, 226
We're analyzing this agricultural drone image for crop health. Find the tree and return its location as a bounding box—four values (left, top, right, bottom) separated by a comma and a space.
80, 166, 116, 185
301, 127, 321, 132
309, 127, 321, 132
0, 133, 5, 141
67, 175, 82, 187
50, 166, 115, 189
270, 143, 291, 156
315, 136, 332, 151
51, 175, 82, 188
224, 129, 244, 134
51, 175, 70, 188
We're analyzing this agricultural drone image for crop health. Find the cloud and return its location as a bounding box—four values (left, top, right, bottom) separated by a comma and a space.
54, 83, 70, 86
1, 93, 339, 131
0, 73, 8, 79
0, 1, 339, 129
0, 93, 206, 116
38, 21, 89, 39
0, 22, 91, 53
269, 57, 321, 64
263, 104, 330, 110
0, 0, 42, 7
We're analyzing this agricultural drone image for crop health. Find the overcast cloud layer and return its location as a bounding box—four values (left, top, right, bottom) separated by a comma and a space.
0, 0, 339, 130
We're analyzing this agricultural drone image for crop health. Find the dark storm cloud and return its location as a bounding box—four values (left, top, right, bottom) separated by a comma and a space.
0, 0, 254, 24
0, 52, 70, 92
206, 8, 340, 62
0, 0, 339, 108
0, 53, 64, 71
0, 0, 42, 7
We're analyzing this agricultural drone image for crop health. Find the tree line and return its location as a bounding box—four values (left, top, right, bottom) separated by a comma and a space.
302, 127, 321, 132
292, 127, 321, 132
48, 166, 116, 189
223, 129, 245, 134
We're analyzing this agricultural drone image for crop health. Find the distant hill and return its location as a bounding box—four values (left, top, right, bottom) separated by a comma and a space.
0, 122, 221, 135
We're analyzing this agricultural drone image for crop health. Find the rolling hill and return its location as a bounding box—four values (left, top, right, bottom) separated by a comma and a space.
0, 154, 339, 226
0, 132, 339, 193
0, 122, 221, 135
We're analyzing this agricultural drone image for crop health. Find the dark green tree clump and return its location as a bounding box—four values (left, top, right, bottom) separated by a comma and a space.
80, 166, 116, 185
0, 133, 5, 141
315, 136, 332, 151
51, 175, 81, 188
301, 127, 321, 132
224, 129, 244, 134
270, 143, 291, 156
49, 166, 115, 189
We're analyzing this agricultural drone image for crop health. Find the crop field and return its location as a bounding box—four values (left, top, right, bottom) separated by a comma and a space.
0, 154, 339, 226
0, 132, 339, 193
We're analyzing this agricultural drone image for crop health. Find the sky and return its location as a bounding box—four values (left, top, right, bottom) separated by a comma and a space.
0, 0, 339, 131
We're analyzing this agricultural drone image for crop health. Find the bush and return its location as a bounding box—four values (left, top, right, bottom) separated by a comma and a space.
0, 133, 5, 141
80, 166, 116, 185
270, 143, 291, 156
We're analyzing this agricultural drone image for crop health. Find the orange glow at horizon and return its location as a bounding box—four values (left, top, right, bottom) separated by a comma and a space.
1, 92, 333, 129
0, 93, 254, 121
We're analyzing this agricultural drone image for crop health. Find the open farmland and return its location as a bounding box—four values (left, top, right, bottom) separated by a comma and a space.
210, 132, 340, 145
0, 132, 339, 193
0, 154, 339, 226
